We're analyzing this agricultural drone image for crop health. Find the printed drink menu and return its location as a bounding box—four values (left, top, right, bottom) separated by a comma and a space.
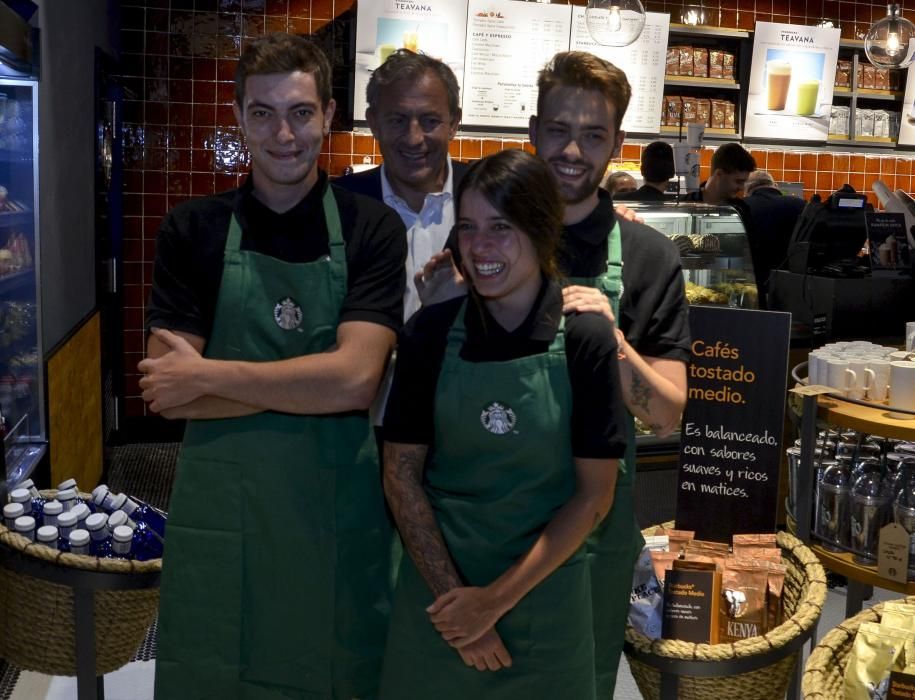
462, 0, 572, 128
569, 8, 669, 134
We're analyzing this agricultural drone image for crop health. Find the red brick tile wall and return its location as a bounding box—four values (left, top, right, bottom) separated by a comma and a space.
119, 0, 914, 416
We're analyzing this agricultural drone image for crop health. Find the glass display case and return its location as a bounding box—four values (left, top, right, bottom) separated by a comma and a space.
0, 78, 44, 486
627, 201, 758, 450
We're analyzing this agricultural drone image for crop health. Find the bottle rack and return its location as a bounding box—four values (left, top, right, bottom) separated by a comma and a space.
791, 361, 915, 617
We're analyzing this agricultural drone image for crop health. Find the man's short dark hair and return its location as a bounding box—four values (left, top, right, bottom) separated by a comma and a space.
711, 142, 756, 174
366, 49, 460, 117
536, 51, 631, 132
235, 34, 332, 108
641, 141, 675, 183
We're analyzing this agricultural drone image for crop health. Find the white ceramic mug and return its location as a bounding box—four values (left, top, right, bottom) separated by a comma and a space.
867, 359, 892, 402
890, 351, 915, 363
890, 361, 915, 419
808, 351, 830, 385
826, 358, 857, 396
848, 358, 875, 400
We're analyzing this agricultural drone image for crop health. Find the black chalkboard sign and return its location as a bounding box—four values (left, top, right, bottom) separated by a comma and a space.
674, 306, 792, 542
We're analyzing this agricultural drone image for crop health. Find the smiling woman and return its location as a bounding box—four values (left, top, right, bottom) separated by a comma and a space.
380, 149, 630, 700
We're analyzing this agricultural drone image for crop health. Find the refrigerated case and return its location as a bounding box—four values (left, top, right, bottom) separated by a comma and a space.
0, 78, 44, 486
626, 201, 758, 450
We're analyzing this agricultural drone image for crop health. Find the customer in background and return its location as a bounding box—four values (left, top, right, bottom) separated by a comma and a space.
617, 140, 675, 201
139, 34, 405, 699
381, 149, 627, 700
743, 169, 806, 308
686, 141, 756, 205
603, 170, 637, 197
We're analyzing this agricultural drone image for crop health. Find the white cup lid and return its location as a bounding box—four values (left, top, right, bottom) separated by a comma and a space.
9, 488, 30, 503
85, 513, 108, 531
69, 529, 90, 547
57, 511, 77, 526
112, 525, 133, 543
3, 503, 24, 518
13, 515, 35, 531
36, 525, 58, 542
42, 500, 63, 515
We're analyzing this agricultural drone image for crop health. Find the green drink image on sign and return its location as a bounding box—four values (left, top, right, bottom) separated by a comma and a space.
796, 79, 821, 116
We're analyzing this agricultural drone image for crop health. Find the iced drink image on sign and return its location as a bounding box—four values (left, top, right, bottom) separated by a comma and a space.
767, 60, 792, 110
796, 79, 820, 116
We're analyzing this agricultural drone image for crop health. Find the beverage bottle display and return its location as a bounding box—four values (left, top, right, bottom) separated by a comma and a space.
42, 499, 62, 527
15, 478, 44, 517
3, 502, 24, 529
56, 510, 77, 552
13, 515, 35, 541
9, 488, 31, 517
71, 502, 90, 530
85, 513, 111, 557
109, 525, 134, 560
36, 525, 58, 550
56, 488, 78, 513
57, 478, 80, 499
69, 529, 90, 556
109, 506, 161, 560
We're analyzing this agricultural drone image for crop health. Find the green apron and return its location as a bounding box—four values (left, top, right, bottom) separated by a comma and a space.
155, 188, 392, 700
568, 221, 643, 699
379, 301, 595, 700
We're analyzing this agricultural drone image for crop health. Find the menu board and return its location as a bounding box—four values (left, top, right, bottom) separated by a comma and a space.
461, 0, 572, 128
353, 0, 469, 122
895, 64, 915, 146
675, 307, 791, 543
570, 8, 669, 134
744, 21, 840, 141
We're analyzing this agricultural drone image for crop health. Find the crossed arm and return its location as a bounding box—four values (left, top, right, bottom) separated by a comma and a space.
383, 440, 618, 671
138, 321, 395, 419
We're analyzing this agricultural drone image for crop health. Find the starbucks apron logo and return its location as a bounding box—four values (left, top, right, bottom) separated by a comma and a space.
480, 402, 517, 435
273, 297, 303, 330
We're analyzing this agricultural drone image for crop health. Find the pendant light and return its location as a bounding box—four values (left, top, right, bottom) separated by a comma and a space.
680, 3, 706, 27
864, 4, 915, 69
585, 0, 647, 47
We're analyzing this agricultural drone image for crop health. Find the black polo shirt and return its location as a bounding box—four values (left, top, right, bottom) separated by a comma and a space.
146, 172, 407, 339
384, 279, 628, 459
560, 189, 691, 363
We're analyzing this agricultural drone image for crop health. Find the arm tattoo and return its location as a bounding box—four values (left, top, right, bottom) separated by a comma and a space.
630, 370, 652, 415
383, 443, 463, 598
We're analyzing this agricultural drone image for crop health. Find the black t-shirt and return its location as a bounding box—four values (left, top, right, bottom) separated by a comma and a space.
560, 190, 691, 363
384, 279, 628, 459
146, 172, 407, 338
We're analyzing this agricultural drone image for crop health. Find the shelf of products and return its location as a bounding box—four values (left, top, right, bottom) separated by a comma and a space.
829, 47, 903, 143
791, 383, 915, 617
661, 24, 748, 141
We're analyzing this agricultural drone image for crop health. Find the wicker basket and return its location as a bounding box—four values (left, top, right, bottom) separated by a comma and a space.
802, 596, 915, 698
0, 491, 161, 676
624, 523, 827, 700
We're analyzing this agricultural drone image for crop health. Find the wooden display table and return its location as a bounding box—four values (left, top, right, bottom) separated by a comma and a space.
792, 379, 915, 618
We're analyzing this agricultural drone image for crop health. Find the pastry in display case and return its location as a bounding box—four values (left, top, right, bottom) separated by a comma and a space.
632, 201, 758, 310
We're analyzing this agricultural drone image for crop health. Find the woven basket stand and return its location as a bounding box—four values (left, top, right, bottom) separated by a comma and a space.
624, 522, 827, 700
0, 490, 161, 697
